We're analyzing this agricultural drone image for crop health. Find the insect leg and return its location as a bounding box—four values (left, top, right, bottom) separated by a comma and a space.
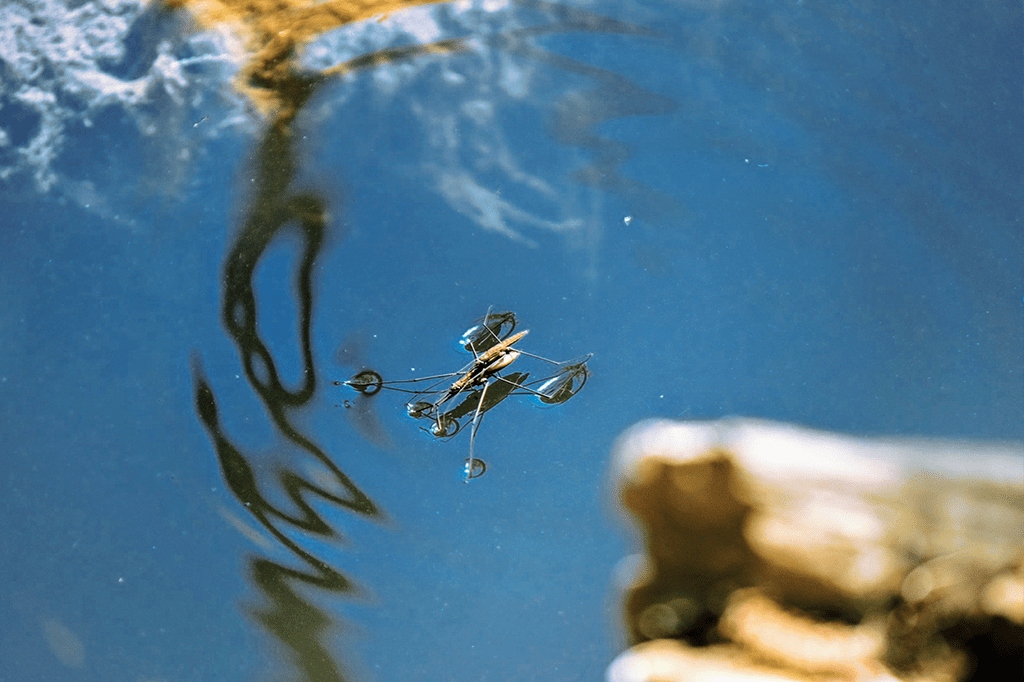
463, 379, 491, 483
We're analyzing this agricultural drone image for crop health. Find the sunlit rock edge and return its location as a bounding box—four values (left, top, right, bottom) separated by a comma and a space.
607, 418, 1023, 682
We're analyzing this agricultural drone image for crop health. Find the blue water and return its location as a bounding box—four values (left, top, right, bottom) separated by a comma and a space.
1, 1, 1021, 681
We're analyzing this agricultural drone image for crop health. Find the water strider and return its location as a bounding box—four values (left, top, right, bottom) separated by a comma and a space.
337, 309, 592, 482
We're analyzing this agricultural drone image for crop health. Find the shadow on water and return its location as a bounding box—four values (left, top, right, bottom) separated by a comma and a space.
184, 2, 675, 679
189, 30, 467, 681
189, 59, 390, 682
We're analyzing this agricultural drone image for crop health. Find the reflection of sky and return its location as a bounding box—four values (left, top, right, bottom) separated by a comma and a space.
1, 1, 1022, 681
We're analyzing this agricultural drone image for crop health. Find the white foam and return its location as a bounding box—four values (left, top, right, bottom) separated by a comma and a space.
1, 0, 639, 253
0, 0, 247, 204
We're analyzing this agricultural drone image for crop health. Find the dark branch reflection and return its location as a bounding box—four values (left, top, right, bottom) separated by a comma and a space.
191, 41, 466, 682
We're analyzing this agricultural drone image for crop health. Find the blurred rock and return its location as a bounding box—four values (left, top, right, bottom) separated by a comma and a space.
608, 419, 1023, 682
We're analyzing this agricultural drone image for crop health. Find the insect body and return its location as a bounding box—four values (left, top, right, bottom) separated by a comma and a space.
338, 311, 590, 482
437, 330, 528, 406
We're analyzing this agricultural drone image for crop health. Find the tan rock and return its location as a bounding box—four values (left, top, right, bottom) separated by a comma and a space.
609, 419, 1023, 682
